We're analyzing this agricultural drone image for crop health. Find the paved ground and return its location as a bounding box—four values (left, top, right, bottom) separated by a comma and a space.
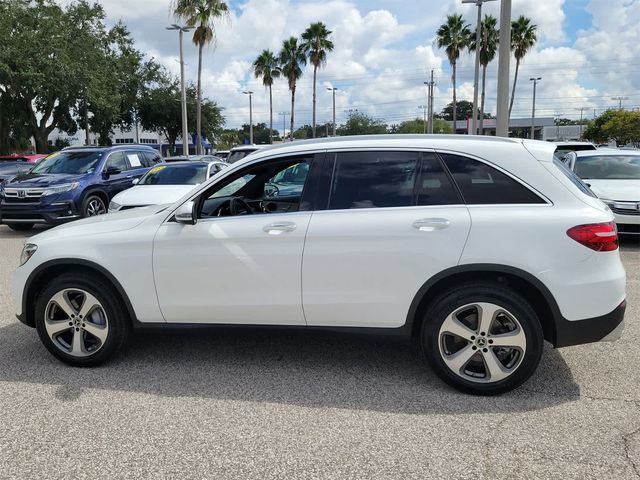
0, 225, 638, 479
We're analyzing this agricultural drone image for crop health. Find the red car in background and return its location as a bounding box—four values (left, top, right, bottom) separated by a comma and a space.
0, 154, 47, 183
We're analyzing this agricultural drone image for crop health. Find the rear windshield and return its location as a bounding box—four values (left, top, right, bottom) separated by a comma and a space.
30, 151, 102, 175
574, 155, 640, 180
139, 164, 207, 185
227, 149, 256, 164
552, 157, 597, 197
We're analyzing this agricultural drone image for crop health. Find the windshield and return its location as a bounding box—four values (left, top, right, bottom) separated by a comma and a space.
139, 164, 207, 185
30, 151, 102, 175
227, 149, 256, 164
574, 155, 640, 180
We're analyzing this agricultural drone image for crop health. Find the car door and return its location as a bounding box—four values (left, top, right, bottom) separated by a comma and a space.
152, 153, 319, 325
101, 151, 133, 197
301, 150, 472, 328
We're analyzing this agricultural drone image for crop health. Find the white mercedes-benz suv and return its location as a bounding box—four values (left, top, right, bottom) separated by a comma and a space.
13, 135, 626, 395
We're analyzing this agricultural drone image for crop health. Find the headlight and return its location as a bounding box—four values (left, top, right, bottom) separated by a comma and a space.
20, 243, 37, 266
108, 200, 122, 212
42, 182, 79, 196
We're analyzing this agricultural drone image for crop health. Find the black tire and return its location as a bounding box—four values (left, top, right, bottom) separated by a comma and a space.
7, 223, 34, 231
421, 282, 544, 395
81, 194, 107, 217
35, 273, 130, 367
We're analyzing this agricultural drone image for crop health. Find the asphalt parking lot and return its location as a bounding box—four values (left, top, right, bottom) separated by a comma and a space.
0, 225, 638, 480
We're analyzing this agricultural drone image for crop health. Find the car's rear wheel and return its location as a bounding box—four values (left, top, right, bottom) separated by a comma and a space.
35, 273, 129, 366
422, 283, 543, 395
82, 195, 107, 217
7, 223, 34, 231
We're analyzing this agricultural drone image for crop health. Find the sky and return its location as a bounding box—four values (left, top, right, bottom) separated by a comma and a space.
70, 0, 640, 131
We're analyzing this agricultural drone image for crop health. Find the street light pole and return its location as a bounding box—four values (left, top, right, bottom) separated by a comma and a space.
576, 106, 585, 139
278, 112, 290, 141
418, 105, 428, 134
327, 87, 337, 136
495, 0, 512, 137
243, 91, 254, 144
529, 77, 541, 139
167, 24, 194, 157
555, 113, 564, 141
463, 0, 496, 135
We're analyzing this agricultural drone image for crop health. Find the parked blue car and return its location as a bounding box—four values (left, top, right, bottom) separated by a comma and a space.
0, 145, 162, 231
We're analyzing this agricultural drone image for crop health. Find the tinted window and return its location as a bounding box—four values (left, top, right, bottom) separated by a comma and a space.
142, 151, 162, 167
125, 151, 145, 169
139, 164, 207, 185
417, 154, 461, 205
328, 152, 418, 210
574, 155, 640, 180
31, 151, 103, 175
227, 149, 257, 164
552, 157, 597, 198
105, 152, 130, 172
441, 153, 545, 204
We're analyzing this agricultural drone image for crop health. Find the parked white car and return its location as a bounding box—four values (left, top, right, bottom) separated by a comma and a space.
108, 161, 227, 212
563, 149, 640, 235
13, 135, 626, 394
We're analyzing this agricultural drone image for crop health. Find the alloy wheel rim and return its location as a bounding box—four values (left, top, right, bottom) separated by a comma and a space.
44, 289, 109, 357
438, 302, 526, 383
86, 199, 106, 216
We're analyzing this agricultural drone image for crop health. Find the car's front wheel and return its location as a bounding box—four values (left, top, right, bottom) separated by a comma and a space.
35, 273, 129, 366
82, 194, 107, 217
422, 283, 544, 395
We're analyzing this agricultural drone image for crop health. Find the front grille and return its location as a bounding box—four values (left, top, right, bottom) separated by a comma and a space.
611, 206, 640, 216
4, 187, 45, 199
1, 213, 44, 221
120, 205, 149, 211
2, 196, 40, 204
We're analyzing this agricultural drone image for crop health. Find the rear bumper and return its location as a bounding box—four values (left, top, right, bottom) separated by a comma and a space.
0, 200, 80, 225
554, 300, 626, 347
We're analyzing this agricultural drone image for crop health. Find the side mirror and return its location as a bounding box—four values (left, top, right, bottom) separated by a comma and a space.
132, 178, 139, 185
175, 200, 196, 225
102, 166, 121, 178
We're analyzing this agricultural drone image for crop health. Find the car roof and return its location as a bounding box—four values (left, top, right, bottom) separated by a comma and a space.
553, 141, 596, 147
230, 144, 268, 151
62, 145, 156, 152
574, 148, 640, 157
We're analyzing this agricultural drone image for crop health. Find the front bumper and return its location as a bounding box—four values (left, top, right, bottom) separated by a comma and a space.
0, 199, 80, 225
554, 300, 626, 348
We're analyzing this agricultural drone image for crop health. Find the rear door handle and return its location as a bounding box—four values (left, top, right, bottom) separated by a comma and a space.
263, 222, 297, 235
412, 218, 450, 231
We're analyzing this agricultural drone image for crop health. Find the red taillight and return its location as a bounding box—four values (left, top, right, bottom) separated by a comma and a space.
567, 222, 619, 252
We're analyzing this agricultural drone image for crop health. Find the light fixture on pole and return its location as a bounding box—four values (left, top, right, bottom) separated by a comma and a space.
327, 87, 338, 136
495, 0, 512, 137
463, 0, 497, 135
166, 24, 194, 157
529, 77, 541, 139
418, 105, 428, 134
611, 96, 629, 110
243, 91, 254, 144
278, 112, 290, 141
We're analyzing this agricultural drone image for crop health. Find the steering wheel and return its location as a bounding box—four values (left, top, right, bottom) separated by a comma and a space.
229, 197, 253, 216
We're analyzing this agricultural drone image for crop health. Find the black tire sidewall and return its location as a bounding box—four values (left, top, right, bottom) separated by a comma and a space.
81, 194, 106, 218
422, 284, 544, 395
35, 274, 129, 366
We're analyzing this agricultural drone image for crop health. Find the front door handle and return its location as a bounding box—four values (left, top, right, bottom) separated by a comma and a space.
263, 222, 297, 235
412, 218, 451, 231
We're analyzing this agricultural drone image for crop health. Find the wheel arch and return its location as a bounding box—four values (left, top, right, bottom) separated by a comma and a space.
22, 259, 137, 328
81, 188, 110, 210
406, 264, 561, 346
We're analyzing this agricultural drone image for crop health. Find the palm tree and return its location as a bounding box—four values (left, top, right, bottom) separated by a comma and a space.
301, 22, 334, 138
174, 0, 229, 154
436, 14, 471, 132
508, 15, 537, 120
469, 14, 499, 135
252, 50, 281, 144
278, 36, 306, 141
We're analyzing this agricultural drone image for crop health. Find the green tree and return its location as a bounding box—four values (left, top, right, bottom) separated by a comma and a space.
601, 110, 640, 145
337, 112, 387, 136
301, 22, 334, 138
436, 14, 471, 134
469, 14, 498, 134
174, 0, 229, 155
279, 37, 307, 140
509, 16, 537, 120
237, 123, 277, 145
583, 110, 618, 143
391, 118, 452, 134
292, 122, 332, 139
440, 100, 477, 121
253, 50, 281, 144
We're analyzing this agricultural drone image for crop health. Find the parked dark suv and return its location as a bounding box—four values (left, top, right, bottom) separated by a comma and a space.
0, 145, 162, 230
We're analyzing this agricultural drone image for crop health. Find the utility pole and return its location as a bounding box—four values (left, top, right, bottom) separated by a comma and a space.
243, 91, 254, 144
555, 113, 564, 141
418, 105, 428, 133
576, 106, 585, 139
612, 96, 629, 110
426, 70, 435, 134
495, 0, 512, 137
278, 112, 290, 141
463, 0, 497, 135
167, 24, 194, 157
327, 87, 338, 136
529, 77, 541, 139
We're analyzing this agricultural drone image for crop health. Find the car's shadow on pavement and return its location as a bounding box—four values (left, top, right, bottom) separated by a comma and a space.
0, 322, 579, 414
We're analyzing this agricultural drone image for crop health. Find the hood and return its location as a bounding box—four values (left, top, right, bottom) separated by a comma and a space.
29, 204, 170, 243
112, 184, 198, 207
5, 172, 90, 187
587, 179, 640, 202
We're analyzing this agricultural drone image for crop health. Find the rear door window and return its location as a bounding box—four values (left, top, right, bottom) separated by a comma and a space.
105, 152, 130, 172
417, 153, 462, 205
327, 151, 418, 210
440, 153, 545, 204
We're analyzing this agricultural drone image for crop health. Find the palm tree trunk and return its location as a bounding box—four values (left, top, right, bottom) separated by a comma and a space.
269, 84, 273, 144
290, 82, 296, 141
479, 64, 487, 135
508, 58, 520, 121
452, 62, 457, 134
196, 44, 203, 155
312, 65, 317, 138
